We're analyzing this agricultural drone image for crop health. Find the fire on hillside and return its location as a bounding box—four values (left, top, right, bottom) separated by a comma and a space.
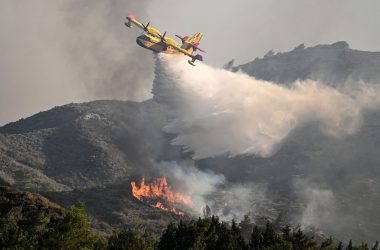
131, 177, 193, 216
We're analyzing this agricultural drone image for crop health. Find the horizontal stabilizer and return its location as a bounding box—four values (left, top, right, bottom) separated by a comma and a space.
192, 44, 206, 53
175, 34, 189, 42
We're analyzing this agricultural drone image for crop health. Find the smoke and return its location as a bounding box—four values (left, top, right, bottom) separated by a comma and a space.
0, 1, 83, 125
149, 55, 380, 241
0, 0, 154, 125
153, 55, 380, 159
209, 182, 277, 222
294, 179, 338, 231
157, 160, 225, 213
62, 0, 154, 100
158, 160, 274, 221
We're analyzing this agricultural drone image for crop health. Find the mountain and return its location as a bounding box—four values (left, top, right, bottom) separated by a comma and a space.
0, 100, 170, 191
233, 41, 380, 86
1, 42, 380, 242
0, 100, 182, 234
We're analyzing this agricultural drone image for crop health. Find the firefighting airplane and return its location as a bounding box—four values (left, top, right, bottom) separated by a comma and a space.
124, 13, 205, 66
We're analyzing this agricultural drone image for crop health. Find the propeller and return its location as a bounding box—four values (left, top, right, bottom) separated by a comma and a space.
159, 32, 167, 42
142, 22, 150, 32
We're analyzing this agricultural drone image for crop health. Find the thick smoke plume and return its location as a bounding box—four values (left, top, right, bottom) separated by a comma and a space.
153, 55, 380, 159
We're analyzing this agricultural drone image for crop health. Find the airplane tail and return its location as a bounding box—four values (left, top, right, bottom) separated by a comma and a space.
177, 32, 204, 54
186, 32, 203, 45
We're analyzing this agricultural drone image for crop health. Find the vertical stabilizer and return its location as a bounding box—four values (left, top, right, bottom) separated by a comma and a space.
179, 32, 203, 54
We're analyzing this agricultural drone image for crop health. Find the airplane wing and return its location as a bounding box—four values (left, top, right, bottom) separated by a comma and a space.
167, 42, 193, 57
125, 13, 161, 38
125, 13, 145, 30
166, 41, 203, 65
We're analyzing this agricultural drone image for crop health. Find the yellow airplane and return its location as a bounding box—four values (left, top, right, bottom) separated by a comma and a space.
125, 13, 205, 66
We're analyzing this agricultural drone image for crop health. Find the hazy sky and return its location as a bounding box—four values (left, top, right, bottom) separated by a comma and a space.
1, 0, 380, 125
148, 0, 380, 65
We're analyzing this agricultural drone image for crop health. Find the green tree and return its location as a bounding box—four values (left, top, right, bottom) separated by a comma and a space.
346, 240, 353, 250
372, 241, 379, 250
43, 203, 105, 250
249, 225, 263, 250
336, 241, 343, 250
262, 221, 277, 248
320, 237, 334, 250
282, 225, 291, 242
239, 215, 254, 242
157, 223, 177, 250
108, 229, 155, 250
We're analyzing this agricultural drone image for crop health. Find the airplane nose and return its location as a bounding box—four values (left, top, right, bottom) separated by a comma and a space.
136, 36, 145, 47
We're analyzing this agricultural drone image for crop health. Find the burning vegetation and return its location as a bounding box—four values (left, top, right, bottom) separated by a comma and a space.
131, 177, 193, 216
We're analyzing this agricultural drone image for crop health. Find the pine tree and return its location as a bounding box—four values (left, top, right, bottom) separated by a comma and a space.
230, 220, 248, 250
320, 237, 333, 249
239, 215, 253, 242
108, 229, 144, 250
262, 221, 276, 247
249, 225, 263, 250
157, 223, 177, 250
346, 240, 353, 250
281, 225, 291, 242
336, 241, 343, 250
372, 241, 379, 250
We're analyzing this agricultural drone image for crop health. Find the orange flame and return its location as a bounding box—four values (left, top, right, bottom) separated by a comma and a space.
154, 202, 185, 216
131, 177, 192, 216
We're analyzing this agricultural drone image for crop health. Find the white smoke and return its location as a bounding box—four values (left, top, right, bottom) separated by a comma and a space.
294, 179, 338, 230
157, 160, 225, 213
153, 54, 380, 159
208, 182, 277, 222
158, 160, 274, 221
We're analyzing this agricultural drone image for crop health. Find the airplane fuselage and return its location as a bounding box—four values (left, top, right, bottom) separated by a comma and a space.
124, 13, 204, 66
136, 34, 179, 54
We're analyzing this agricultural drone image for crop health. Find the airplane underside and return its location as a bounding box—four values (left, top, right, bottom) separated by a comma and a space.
136, 36, 167, 53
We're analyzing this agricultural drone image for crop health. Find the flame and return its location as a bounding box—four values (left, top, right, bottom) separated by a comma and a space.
131, 177, 192, 216
154, 202, 185, 216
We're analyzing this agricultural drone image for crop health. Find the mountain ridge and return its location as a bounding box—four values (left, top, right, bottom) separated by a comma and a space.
1, 42, 380, 241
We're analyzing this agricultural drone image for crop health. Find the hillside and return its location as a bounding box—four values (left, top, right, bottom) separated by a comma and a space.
0, 100, 169, 191
0, 99, 185, 234
233, 41, 380, 86
1, 42, 380, 242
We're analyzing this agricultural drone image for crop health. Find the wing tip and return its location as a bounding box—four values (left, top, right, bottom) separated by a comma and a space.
127, 13, 136, 20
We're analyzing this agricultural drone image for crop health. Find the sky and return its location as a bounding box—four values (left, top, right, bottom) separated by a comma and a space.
0, 0, 380, 125
148, 0, 380, 65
